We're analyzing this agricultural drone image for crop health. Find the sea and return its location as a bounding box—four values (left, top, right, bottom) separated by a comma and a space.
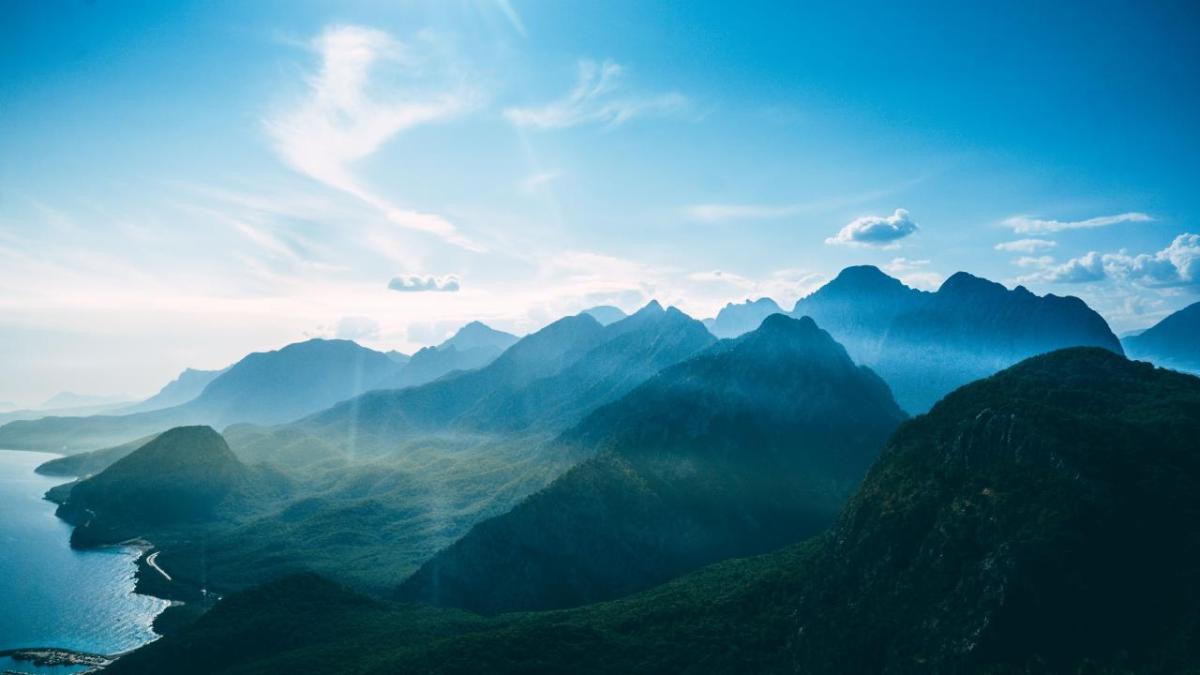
0, 449, 169, 674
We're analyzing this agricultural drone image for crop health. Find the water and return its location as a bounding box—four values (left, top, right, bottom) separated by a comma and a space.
0, 449, 169, 672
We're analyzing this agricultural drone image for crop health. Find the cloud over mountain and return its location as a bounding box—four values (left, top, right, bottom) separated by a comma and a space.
825, 208, 918, 247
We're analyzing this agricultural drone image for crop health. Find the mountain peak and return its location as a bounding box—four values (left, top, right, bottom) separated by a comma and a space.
634, 299, 665, 315
581, 305, 627, 326
937, 270, 1007, 296
439, 321, 517, 352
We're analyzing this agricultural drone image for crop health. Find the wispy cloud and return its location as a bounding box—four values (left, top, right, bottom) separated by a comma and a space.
388, 275, 461, 292
520, 169, 561, 193
826, 208, 919, 248
682, 203, 806, 222
1004, 211, 1151, 234
505, 59, 686, 129
266, 25, 481, 249
494, 0, 527, 37
995, 238, 1056, 253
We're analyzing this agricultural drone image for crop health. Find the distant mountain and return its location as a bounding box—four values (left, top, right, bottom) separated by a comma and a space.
1123, 301, 1200, 373
873, 272, 1123, 411
40, 391, 132, 410
384, 351, 410, 365
121, 367, 228, 414
378, 322, 518, 390
35, 434, 157, 478
110, 349, 1200, 675
276, 302, 715, 460
792, 265, 929, 364
57, 427, 251, 546
703, 297, 783, 338
791, 266, 1122, 412
396, 315, 905, 614
581, 305, 627, 326
0, 400, 17, 412
0, 338, 403, 452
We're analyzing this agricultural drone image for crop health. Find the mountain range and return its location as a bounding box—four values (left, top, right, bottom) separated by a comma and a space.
396, 315, 905, 614
102, 347, 1200, 674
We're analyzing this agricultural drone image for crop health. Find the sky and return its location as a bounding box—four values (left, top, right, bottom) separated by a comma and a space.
1, 0, 1198, 407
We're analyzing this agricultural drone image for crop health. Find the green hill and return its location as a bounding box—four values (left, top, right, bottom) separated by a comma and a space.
396, 314, 904, 614
106, 348, 1200, 674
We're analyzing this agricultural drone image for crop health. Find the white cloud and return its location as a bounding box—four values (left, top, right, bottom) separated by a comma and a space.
494, 0, 527, 37
995, 238, 1056, 253
1003, 212, 1151, 234
504, 59, 686, 129
388, 275, 461, 292
825, 208, 919, 247
266, 25, 481, 250
883, 257, 930, 273
1040, 252, 1107, 283
1014, 255, 1055, 268
1103, 233, 1200, 286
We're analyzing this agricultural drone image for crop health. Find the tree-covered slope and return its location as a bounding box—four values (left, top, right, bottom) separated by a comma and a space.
108, 348, 1200, 675
396, 314, 904, 614
56, 426, 255, 546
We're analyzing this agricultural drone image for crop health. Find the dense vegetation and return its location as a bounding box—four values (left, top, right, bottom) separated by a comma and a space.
397, 314, 905, 613
106, 348, 1200, 674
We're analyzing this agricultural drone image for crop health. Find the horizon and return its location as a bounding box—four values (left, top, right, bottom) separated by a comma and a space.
3, 1, 1198, 405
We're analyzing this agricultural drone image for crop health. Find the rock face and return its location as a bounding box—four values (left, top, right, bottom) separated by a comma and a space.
792, 266, 1123, 412
396, 314, 906, 614
1123, 300, 1200, 374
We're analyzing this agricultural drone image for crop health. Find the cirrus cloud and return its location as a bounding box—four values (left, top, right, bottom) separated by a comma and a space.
388, 274, 461, 292
505, 59, 686, 130
825, 208, 919, 247
995, 238, 1056, 253
1003, 212, 1151, 234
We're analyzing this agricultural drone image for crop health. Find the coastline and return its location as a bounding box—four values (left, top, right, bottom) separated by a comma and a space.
0, 648, 112, 671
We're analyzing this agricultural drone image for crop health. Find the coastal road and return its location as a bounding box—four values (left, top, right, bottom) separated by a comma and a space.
145, 551, 172, 582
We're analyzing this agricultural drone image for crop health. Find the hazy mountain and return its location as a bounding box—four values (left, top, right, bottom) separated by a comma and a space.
275, 302, 714, 461
703, 297, 783, 338
40, 391, 132, 410
35, 435, 158, 478
378, 322, 518, 390
0, 338, 403, 452
108, 349, 1200, 675
791, 265, 929, 363
120, 367, 228, 414
791, 266, 1122, 413
581, 305, 627, 326
396, 315, 904, 614
0, 400, 17, 412
873, 272, 1123, 411
57, 427, 251, 546
1123, 301, 1200, 373
384, 351, 410, 365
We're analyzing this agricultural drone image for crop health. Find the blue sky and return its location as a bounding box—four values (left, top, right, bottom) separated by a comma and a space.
1, 0, 1198, 405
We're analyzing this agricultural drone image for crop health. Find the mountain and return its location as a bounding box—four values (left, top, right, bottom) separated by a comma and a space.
378, 322, 518, 390
792, 265, 928, 364
396, 315, 905, 614
0, 338, 403, 452
873, 272, 1124, 411
40, 391, 131, 410
581, 305, 627, 326
1123, 301, 1200, 373
107, 349, 1200, 675
278, 302, 714, 459
121, 367, 228, 414
35, 434, 157, 478
791, 266, 1122, 413
56, 427, 251, 546
703, 297, 783, 338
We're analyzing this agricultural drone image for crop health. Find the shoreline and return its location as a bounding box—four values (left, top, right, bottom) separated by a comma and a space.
0, 647, 113, 671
